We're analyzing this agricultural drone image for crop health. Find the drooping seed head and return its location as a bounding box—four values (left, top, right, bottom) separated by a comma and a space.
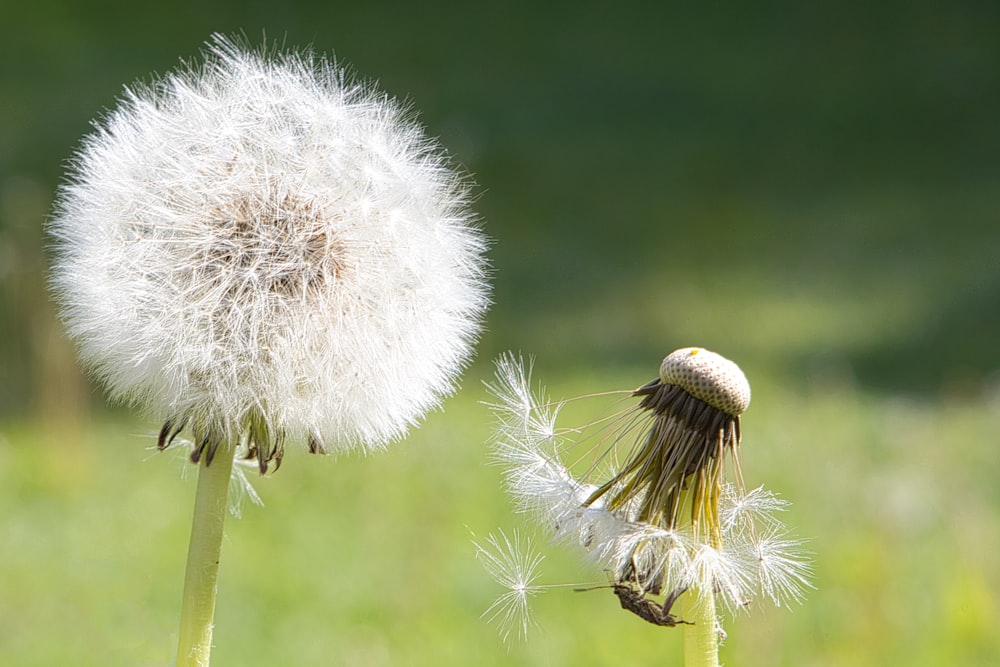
658, 347, 751, 416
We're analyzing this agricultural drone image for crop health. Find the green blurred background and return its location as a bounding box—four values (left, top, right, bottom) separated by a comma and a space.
2, 1, 999, 665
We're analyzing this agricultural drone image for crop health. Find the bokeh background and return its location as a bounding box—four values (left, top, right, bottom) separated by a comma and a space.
2, 1, 999, 665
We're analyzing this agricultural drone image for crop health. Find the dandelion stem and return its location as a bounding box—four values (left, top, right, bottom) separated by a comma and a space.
682, 586, 720, 667
175, 443, 236, 667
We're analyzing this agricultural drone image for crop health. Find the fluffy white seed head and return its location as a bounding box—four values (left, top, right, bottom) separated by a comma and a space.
49, 35, 489, 453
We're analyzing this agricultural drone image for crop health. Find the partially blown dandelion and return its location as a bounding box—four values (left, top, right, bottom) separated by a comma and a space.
483, 349, 811, 665
49, 35, 488, 667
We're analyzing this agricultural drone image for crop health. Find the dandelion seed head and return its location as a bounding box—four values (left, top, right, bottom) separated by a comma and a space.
659, 347, 751, 417
49, 35, 489, 463
483, 353, 812, 633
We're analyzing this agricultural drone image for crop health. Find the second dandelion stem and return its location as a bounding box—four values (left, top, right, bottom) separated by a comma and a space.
681, 585, 720, 667
175, 443, 236, 667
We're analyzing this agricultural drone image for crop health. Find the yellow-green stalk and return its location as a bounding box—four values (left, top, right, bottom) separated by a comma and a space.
175, 443, 236, 667
682, 585, 720, 667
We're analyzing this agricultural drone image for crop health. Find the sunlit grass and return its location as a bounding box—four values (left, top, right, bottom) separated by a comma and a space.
1, 363, 998, 666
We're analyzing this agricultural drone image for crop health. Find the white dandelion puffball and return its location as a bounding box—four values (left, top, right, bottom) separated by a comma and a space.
49, 35, 489, 457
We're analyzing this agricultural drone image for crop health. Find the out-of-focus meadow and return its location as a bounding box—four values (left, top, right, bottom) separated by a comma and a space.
2, 2, 999, 665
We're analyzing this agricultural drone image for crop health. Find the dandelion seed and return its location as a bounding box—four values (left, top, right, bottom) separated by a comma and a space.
228, 457, 265, 519
486, 354, 561, 445
752, 529, 815, 607
720, 484, 790, 535
474, 530, 545, 643
689, 542, 753, 613
154, 437, 263, 518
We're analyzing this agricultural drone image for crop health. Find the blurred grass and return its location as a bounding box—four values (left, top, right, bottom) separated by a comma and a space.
2, 360, 999, 666
3, 0, 1000, 665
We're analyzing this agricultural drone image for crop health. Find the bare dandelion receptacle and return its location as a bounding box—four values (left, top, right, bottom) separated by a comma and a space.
659, 347, 751, 416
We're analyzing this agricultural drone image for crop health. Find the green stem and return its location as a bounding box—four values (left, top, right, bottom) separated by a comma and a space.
175, 443, 236, 667
682, 585, 720, 667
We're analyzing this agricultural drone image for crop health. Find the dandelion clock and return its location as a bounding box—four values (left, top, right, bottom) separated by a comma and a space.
49, 35, 489, 666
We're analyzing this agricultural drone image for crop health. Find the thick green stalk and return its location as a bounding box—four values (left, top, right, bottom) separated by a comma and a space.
175, 444, 236, 667
682, 585, 720, 667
